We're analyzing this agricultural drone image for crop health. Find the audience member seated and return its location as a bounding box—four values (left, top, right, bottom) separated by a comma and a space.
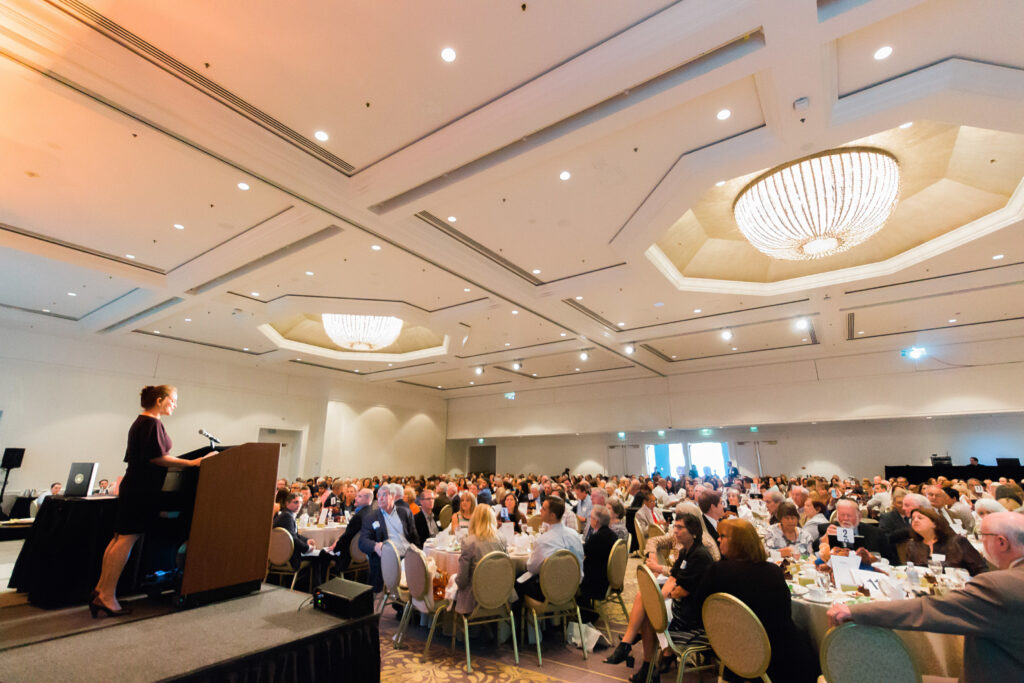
802, 498, 829, 540
635, 491, 665, 537
879, 491, 929, 549
475, 477, 493, 506
815, 498, 894, 565
925, 484, 974, 533
606, 512, 714, 682
573, 480, 593, 528
515, 497, 584, 604
764, 489, 785, 524
449, 491, 476, 533
693, 518, 817, 682
328, 488, 373, 572
725, 488, 753, 521
765, 502, 814, 557
413, 487, 439, 547
495, 490, 527, 533
829, 512, 1024, 682
432, 482, 451, 520
698, 490, 725, 543
358, 485, 418, 595
608, 499, 630, 542
273, 492, 330, 588
34, 482, 61, 508
902, 507, 988, 576
995, 484, 1023, 511
454, 504, 509, 614
93, 478, 112, 495
579, 505, 617, 619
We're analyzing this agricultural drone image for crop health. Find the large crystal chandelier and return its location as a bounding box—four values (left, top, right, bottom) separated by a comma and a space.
321, 314, 403, 351
733, 147, 900, 260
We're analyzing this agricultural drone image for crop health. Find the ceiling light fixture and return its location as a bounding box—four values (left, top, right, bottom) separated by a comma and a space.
447, 216, 457, 222
41, 308, 50, 313
353, 369, 360, 373
575, 296, 583, 301
795, 318, 809, 330
125, 254, 135, 259
899, 122, 913, 129
992, 254, 1005, 260
560, 332, 567, 337
314, 130, 329, 141
693, 308, 702, 313
173, 223, 184, 230
511, 310, 518, 315
153, 330, 160, 334
305, 271, 314, 276
532, 269, 541, 275
463, 287, 471, 292
440, 47, 456, 62
371, 244, 382, 251
243, 347, 249, 351
237, 182, 250, 191
617, 322, 626, 327
720, 329, 733, 341
733, 147, 900, 260
67, 292, 77, 297
250, 292, 259, 297
731, 347, 738, 351
654, 302, 664, 307
717, 109, 731, 120
184, 318, 192, 322
858, 330, 865, 335
624, 344, 635, 355
579, 351, 589, 361
469, 381, 474, 385
505, 342, 511, 347
559, 171, 571, 181
715, 180, 726, 187
532, 373, 537, 377
474, 366, 484, 375
874, 45, 893, 60
322, 314, 403, 351
948, 318, 957, 323
575, 368, 581, 372
512, 361, 522, 371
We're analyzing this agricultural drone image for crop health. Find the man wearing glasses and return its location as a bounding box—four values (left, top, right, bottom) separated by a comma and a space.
828, 511, 1024, 682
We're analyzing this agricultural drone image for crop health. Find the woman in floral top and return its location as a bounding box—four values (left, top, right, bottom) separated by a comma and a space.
764, 502, 814, 557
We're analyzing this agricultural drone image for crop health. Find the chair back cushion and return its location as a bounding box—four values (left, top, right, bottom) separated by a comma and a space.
636, 565, 669, 632
607, 539, 628, 591
380, 540, 402, 592
820, 623, 921, 683
527, 515, 543, 533
646, 524, 664, 539
405, 546, 430, 601
438, 505, 453, 529
268, 528, 294, 566
702, 592, 771, 679
634, 517, 648, 550
539, 549, 581, 605
471, 551, 515, 610
350, 534, 367, 563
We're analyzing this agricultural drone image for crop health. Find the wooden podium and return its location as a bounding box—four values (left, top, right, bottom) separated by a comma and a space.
176, 442, 279, 607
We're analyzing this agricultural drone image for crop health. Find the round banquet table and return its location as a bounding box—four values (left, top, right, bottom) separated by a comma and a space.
424, 544, 529, 575
791, 594, 964, 678
296, 524, 346, 549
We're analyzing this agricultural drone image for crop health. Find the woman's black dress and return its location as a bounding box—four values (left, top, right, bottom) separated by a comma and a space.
114, 414, 171, 534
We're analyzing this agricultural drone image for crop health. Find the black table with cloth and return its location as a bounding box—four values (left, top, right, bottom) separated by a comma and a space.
885, 463, 1024, 484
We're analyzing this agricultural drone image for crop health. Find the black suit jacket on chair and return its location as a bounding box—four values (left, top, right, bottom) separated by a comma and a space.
357, 506, 418, 591
272, 511, 310, 569
413, 509, 440, 548
878, 510, 912, 544
333, 505, 372, 571
581, 525, 618, 600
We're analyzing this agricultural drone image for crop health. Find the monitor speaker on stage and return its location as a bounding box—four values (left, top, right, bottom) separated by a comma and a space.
312, 577, 373, 619
64, 462, 99, 497
930, 454, 952, 466
996, 457, 1020, 467
2, 448, 25, 469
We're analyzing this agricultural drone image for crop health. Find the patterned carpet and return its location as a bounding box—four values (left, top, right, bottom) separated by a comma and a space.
378, 559, 648, 683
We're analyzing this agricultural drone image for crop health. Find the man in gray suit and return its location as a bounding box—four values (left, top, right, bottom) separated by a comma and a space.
828, 511, 1024, 683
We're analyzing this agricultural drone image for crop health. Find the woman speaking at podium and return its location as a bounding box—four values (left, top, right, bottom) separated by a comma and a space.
90, 385, 211, 617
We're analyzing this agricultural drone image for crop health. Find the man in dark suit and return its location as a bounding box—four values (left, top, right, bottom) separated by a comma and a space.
273, 492, 330, 588
830, 512, 1024, 683
327, 488, 373, 572
413, 487, 440, 548
580, 505, 618, 619
878, 491, 928, 548
815, 498, 895, 564
432, 482, 451, 521
358, 485, 418, 593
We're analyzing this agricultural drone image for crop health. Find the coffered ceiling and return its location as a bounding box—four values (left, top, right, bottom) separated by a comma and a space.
1, 0, 1023, 400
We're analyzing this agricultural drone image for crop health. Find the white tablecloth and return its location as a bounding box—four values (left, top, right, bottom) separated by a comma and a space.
791, 595, 964, 678
424, 545, 529, 575
296, 524, 346, 549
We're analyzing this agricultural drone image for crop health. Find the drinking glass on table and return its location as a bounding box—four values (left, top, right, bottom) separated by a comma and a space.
928, 557, 944, 578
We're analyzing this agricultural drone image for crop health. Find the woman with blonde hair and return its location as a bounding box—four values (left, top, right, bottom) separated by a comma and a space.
449, 491, 476, 533
454, 504, 508, 614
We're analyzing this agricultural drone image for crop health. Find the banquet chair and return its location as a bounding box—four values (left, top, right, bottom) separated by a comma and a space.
527, 514, 544, 533
438, 504, 453, 530
564, 512, 578, 532
454, 551, 519, 673
334, 534, 368, 582
633, 519, 649, 558
818, 623, 956, 683
522, 549, 587, 665
376, 540, 405, 614
636, 565, 715, 683
702, 592, 773, 683
394, 546, 449, 651
589, 539, 630, 643
265, 528, 313, 591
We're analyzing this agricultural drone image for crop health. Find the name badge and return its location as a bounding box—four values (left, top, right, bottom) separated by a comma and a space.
372, 520, 380, 529
836, 527, 855, 545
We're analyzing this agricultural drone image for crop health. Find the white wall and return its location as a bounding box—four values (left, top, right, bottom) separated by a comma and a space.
0, 327, 446, 495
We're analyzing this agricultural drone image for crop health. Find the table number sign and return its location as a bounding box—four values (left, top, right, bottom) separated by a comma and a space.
836, 527, 855, 545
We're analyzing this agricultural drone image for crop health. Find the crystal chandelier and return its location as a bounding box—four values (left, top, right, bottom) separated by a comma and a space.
732, 147, 900, 260
321, 314, 403, 351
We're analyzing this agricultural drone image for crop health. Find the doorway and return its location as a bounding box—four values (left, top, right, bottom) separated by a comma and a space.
468, 445, 496, 475
688, 442, 728, 478
258, 428, 303, 480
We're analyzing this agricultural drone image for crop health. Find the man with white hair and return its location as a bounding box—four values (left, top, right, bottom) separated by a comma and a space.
879, 492, 930, 547
786, 485, 810, 523
815, 498, 893, 564
829, 512, 1024, 682
765, 489, 785, 525
925, 484, 975, 533
358, 485, 418, 593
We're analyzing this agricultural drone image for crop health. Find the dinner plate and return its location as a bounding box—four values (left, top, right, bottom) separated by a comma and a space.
803, 592, 846, 604
788, 584, 809, 596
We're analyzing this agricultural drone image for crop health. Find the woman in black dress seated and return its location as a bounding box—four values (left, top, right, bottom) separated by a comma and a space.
90, 385, 210, 617
693, 518, 817, 682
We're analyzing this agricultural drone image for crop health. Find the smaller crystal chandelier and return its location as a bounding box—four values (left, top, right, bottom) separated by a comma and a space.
732, 147, 900, 260
322, 314, 403, 351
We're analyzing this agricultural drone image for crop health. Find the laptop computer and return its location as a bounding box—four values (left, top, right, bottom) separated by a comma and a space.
64, 462, 99, 497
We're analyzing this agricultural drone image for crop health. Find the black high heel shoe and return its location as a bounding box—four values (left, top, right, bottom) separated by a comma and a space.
89, 600, 132, 619
604, 640, 635, 667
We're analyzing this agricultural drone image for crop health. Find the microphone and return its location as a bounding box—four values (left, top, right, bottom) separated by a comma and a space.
198, 429, 221, 444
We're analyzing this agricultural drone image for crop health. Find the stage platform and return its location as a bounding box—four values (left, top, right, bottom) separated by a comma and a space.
1, 584, 381, 682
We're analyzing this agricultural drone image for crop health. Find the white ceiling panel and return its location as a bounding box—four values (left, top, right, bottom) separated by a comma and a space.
0, 247, 135, 318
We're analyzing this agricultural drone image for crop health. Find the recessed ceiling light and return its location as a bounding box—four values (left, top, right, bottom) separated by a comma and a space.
559, 171, 571, 181
721, 329, 733, 341
447, 216, 457, 222
67, 292, 77, 297
295, 357, 301, 361
305, 271, 314, 276
237, 182, 250, 191
654, 302, 664, 307
925, 416, 933, 420
858, 330, 865, 335
371, 244, 382, 251
579, 351, 589, 361
874, 45, 893, 60
388, 363, 393, 367
575, 296, 583, 301
671, 355, 678, 359
532, 269, 541, 275
993, 254, 1005, 260
243, 347, 249, 351
715, 180, 725, 187
948, 318, 957, 323
716, 109, 731, 120
624, 344, 635, 355
173, 223, 184, 230
617, 322, 626, 327
795, 318, 809, 330
505, 342, 511, 347
184, 318, 192, 322
437, 385, 443, 389
511, 310, 518, 315
354, 369, 360, 373
125, 254, 135, 259
512, 361, 522, 371
474, 366, 483, 375
41, 308, 50, 313
314, 130, 329, 141
250, 292, 259, 297
441, 47, 456, 62
560, 332, 567, 337
463, 287, 471, 292
899, 122, 913, 129
731, 347, 738, 351
532, 373, 537, 377
801, 338, 808, 342
575, 368, 580, 372
153, 330, 160, 335
693, 308, 702, 313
